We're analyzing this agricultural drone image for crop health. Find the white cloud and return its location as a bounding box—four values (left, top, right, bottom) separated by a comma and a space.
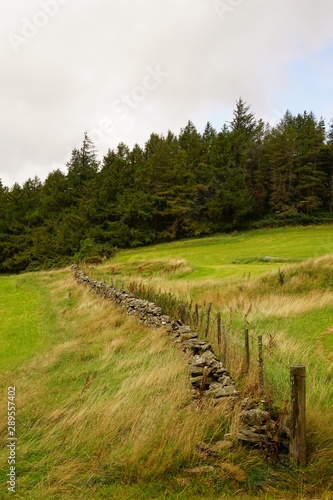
1, 0, 333, 187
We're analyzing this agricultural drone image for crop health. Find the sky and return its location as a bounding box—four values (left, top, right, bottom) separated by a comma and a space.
1, 0, 333, 188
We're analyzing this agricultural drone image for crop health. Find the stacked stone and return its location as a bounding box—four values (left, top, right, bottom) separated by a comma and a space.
75, 268, 238, 403
165, 320, 240, 405
72, 266, 290, 456
237, 403, 290, 457
75, 269, 170, 327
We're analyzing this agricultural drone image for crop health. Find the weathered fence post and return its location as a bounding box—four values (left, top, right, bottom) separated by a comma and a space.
258, 335, 264, 393
111, 277, 114, 287
290, 365, 306, 466
195, 303, 199, 327
205, 303, 212, 337
97, 272, 99, 281
121, 280, 124, 290
244, 328, 250, 373
222, 322, 227, 365
103, 275, 106, 284
217, 312, 221, 346
179, 304, 186, 324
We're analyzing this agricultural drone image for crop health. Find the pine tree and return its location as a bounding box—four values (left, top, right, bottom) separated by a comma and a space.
294, 112, 326, 215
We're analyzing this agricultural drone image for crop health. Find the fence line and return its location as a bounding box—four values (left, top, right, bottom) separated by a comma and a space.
77, 261, 307, 463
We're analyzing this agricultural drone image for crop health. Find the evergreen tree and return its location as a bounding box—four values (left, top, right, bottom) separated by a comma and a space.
326, 120, 333, 212
293, 112, 326, 215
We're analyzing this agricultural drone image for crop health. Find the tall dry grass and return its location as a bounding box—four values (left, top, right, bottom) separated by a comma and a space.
0, 272, 241, 498
0, 268, 332, 498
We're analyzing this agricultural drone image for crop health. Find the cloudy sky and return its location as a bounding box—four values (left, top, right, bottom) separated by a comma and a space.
1, 0, 333, 188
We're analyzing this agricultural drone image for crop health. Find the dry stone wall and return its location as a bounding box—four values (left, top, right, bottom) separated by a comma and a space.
72, 265, 290, 458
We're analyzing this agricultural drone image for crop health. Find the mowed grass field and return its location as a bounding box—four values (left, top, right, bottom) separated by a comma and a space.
95, 225, 333, 381
106, 225, 333, 282
0, 225, 332, 498
0, 273, 72, 372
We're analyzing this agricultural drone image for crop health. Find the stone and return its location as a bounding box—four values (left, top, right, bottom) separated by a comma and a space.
189, 376, 204, 387
179, 332, 198, 341
201, 350, 218, 363
237, 429, 261, 444
218, 375, 233, 386
196, 441, 211, 453
239, 397, 258, 410
239, 409, 269, 427
211, 362, 228, 376
178, 325, 192, 334
196, 440, 233, 455
188, 365, 205, 377
189, 355, 209, 367
211, 440, 234, 453
206, 385, 237, 399
182, 339, 212, 355
187, 466, 215, 474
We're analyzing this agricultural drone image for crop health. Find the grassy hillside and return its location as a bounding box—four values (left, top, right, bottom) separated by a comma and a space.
0, 226, 332, 498
90, 225, 333, 495
0, 271, 273, 499
105, 225, 333, 282
0, 273, 72, 372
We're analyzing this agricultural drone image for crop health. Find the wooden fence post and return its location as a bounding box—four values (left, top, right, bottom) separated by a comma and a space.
111, 277, 114, 287
205, 303, 212, 337
290, 365, 306, 466
258, 335, 264, 393
217, 312, 221, 347
222, 322, 227, 365
179, 304, 186, 324
195, 303, 199, 327
244, 328, 250, 374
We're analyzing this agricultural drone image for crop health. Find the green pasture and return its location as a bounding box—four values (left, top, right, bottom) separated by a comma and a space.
110, 225, 333, 282
0, 275, 43, 371
0, 227, 332, 498
100, 224, 333, 416
0, 272, 71, 372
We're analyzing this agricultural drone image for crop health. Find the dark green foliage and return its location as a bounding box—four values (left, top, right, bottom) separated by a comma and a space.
74, 238, 115, 263
1, 101, 333, 273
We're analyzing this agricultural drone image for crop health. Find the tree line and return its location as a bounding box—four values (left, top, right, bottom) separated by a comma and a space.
1, 98, 333, 272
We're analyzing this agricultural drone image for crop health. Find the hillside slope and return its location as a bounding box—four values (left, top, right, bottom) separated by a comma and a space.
0, 241, 332, 498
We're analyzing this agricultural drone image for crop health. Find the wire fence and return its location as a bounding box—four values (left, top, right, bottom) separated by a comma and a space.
77, 261, 308, 465
80, 262, 292, 406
